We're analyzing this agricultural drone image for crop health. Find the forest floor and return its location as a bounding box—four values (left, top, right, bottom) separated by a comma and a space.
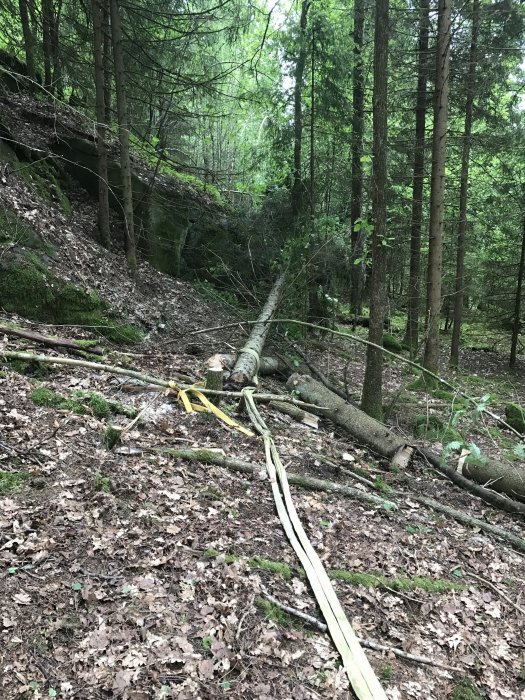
1, 113, 525, 700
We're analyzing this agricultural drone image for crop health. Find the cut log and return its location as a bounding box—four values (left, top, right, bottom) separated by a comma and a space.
207, 353, 289, 377
0, 325, 104, 355
269, 400, 319, 428
287, 373, 406, 458
287, 373, 525, 516
229, 274, 286, 387
463, 457, 525, 502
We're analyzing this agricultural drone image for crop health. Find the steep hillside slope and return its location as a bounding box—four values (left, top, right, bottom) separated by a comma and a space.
1, 88, 525, 700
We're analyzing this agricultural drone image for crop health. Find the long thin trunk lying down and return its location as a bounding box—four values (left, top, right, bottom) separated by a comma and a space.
208, 353, 289, 377
230, 274, 286, 387
287, 373, 525, 515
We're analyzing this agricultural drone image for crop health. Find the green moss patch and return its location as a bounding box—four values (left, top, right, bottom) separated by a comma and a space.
504, 403, 525, 434
0, 209, 55, 253
0, 470, 28, 495
205, 549, 463, 593
0, 251, 143, 344
256, 598, 292, 626
432, 389, 469, 408
328, 569, 464, 593
383, 333, 403, 353
31, 387, 136, 419
450, 678, 484, 700
414, 415, 462, 444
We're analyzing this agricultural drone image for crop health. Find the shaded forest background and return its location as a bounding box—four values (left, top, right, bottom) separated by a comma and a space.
1, 0, 525, 401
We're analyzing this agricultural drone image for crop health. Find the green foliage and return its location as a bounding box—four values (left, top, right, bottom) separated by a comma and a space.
414, 415, 463, 445
380, 665, 394, 681
383, 333, 403, 353
93, 470, 111, 493
0, 470, 28, 495
102, 426, 122, 450
256, 598, 291, 627
450, 678, 485, 700
328, 569, 464, 593
31, 387, 135, 421
249, 556, 292, 580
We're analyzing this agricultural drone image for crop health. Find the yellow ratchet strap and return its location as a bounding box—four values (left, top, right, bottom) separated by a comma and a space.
169, 382, 255, 437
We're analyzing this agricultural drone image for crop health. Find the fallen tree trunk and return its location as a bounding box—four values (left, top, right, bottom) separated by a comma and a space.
269, 400, 319, 428
146, 447, 396, 510
207, 353, 289, 377
287, 373, 406, 458
229, 274, 286, 387
287, 373, 525, 516
137, 447, 525, 552
463, 457, 525, 502
0, 325, 104, 355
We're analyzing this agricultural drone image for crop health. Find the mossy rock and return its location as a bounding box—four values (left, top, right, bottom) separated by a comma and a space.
0, 208, 55, 254
414, 415, 462, 444
504, 403, 525, 434
383, 333, 403, 353
0, 248, 143, 344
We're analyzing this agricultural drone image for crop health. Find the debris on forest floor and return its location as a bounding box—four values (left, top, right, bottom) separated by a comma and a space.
1, 128, 525, 699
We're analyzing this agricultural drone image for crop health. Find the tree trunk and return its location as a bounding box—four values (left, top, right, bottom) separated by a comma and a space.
288, 373, 525, 515
92, 0, 111, 248
291, 0, 310, 220
19, 0, 36, 81
103, 2, 112, 123
349, 0, 366, 316
50, 0, 62, 98
510, 216, 525, 368
404, 0, 430, 354
361, 0, 389, 420
423, 0, 452, 378
229, 274, 286, 387
109, 0, 137, 275
288, 374, 405, 459
42, 0, 54, 92
463, 457, 525, 502
450, 0, 479, 368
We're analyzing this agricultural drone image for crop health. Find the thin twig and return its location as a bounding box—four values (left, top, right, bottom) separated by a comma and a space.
465, 571, 525, 616
261, 590, 461, 672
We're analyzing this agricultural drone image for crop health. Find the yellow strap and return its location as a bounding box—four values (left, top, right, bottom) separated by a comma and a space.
169, 381, 254, 437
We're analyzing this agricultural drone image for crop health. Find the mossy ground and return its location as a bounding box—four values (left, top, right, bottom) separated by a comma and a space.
205, 549, 464, 592
31, 387, 136, 419
450, 678, 484, 700
0, 250, 143, 344
0, 470, 28, 495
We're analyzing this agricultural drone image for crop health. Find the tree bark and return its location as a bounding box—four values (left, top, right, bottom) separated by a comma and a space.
288, 373, 525, 515
423, 0, 452, 377
360, 0, 389, 420
463, 457, 525, 502
109, 0, 137, 275
349, 0, 366, 316
450, 0, 479, 368
18, 0, 36, 81
148, 447, 396, 510
291, 0, 310, 220
510, 216, 525, 368
208, 353, 289, 377
404, 0, 430, 354
42, 0, 54, 92
289, 373, 404, 458
92, 0, 111, 248
0, 325, 103, 355
229, 274, 286, 387
103, 2, 112, 123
